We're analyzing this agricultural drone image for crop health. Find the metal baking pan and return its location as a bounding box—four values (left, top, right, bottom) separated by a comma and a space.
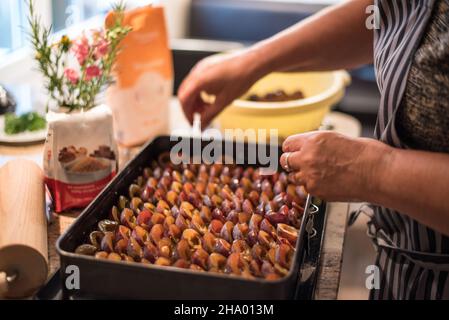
36, 199, 327, 300
56, 136, 325, 300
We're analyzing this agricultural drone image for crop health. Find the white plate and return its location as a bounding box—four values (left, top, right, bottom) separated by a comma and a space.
0, 115, 47, 144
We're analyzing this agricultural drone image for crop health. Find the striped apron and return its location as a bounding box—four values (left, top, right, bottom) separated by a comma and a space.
365, 0, 449, 299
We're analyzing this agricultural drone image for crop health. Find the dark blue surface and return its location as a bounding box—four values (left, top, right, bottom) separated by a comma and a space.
189, 0, 376, 83
190, 0, 310, 42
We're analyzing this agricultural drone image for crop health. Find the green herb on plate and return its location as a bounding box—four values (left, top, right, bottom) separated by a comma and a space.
4, 112, 46, 135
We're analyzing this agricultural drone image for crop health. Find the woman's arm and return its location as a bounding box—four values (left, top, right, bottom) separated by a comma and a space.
254, 0, 374, 73
371, 147, 449, 236
280, 132, 449, 236
179, 0, 374, 126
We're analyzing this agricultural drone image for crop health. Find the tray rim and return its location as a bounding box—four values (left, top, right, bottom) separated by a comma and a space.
55, 135, 311, 288
37, 197, 327, 300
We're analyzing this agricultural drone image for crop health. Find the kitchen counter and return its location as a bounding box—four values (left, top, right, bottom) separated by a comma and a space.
314, 202, 349, 300
0, 101, 358, 299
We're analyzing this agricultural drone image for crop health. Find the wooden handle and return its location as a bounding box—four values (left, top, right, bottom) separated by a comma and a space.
0, 272, 7, 297
0, 159, 48, 299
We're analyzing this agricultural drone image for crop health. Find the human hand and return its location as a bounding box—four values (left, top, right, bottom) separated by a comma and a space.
280, 131, 391, 202
178, 49, 265, 129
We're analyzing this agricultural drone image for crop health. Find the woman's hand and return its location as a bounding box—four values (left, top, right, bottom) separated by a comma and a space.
178, 49, 266, 128
280, 131, 449, 235
280, 131, 392, 202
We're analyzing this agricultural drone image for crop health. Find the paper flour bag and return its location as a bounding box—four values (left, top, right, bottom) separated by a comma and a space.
44, 105, 118, 212
106, 5, 173, 147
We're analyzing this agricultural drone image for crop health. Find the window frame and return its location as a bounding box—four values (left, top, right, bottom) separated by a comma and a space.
0, 12, 103, 84
0, 0, 103, 61
0, 0, 52, 57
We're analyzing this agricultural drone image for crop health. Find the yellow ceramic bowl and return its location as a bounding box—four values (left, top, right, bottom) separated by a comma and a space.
215, 71, 351, 140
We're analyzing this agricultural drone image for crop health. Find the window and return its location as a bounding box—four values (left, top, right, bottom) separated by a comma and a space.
51, 0, 117, 32
0, 0, 153, 58
0, 0, 27, 56
51, 0, 154, 32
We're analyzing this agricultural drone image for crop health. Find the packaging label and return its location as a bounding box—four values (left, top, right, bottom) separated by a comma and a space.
44, 105, 118, 213
106, 5, 173, 147
45, 172, 116, 212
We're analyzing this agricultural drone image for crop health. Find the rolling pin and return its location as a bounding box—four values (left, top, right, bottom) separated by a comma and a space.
0, 159, 48, 299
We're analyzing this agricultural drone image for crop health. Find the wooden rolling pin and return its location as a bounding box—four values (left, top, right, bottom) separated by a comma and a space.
0, 159, 48, 299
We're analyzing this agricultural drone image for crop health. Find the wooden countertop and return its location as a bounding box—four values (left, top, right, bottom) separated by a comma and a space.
315, 202, 349, 300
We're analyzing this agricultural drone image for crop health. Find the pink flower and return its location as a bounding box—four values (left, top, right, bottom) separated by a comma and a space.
85, 65, 101, 81
91, 29, 104, 41
94, 38, 109, 59
72, 35, 90, 65
64, 68, 79, 84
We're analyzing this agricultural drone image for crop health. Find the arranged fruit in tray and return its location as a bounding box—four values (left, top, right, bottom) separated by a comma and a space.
75, 155, 307, 280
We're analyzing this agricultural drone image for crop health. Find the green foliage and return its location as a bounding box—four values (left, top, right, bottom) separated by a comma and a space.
4, 112, 46, 135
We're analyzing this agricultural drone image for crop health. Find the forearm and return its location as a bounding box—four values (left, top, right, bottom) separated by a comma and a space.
368, 147, 449, 236
248, 0, 374, 76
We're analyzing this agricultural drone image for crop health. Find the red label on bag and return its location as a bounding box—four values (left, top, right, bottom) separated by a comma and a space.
45, 172, 116, 212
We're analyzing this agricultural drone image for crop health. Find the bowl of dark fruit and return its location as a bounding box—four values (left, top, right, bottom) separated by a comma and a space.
216, 71, 350, 139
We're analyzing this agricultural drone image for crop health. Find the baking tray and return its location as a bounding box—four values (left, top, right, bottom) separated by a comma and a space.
35, 199, 327, 300
51, 136, 327, 300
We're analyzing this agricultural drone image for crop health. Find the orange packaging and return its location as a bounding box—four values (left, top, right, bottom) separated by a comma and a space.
106, 5, 173, 147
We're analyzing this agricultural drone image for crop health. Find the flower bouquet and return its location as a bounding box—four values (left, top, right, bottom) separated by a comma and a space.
28, 0, 131, 212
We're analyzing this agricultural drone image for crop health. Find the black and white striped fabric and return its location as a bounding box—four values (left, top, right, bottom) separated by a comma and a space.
370, 0, 449, 299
